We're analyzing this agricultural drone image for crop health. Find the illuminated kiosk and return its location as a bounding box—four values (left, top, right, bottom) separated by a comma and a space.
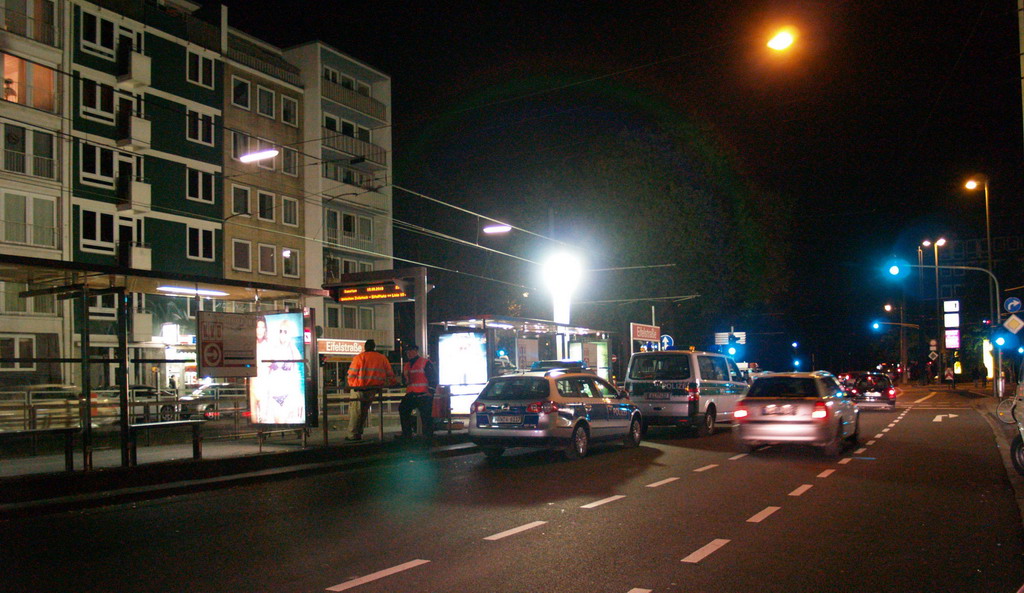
434, 315, 615, 414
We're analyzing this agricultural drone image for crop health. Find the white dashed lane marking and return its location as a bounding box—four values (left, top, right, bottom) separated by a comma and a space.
646, 477, 679, 488
867, 440, 876, 445
854, 447, 867, 454
682, 539, 730, 563
729, 453, 748, 460
874, 433, 885, 438
694, 464, 719, 472
838, 458, 852, 465
581, 495, 626, 509
483, 521, 547, 541
326, 559, 430, 591
747, 506, 781, 523
627, 589, 653, 593
818, 469, 835, 478
789, 484, 813, 496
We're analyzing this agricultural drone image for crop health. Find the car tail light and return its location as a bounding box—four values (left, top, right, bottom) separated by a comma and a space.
849, 388, 859, 395
734, 403, 749, 422
811, 401, 829, 420
687, 382, 700, 402
526, 400, 559, 414
887, 388, 896, 400
472, 402, 487, 413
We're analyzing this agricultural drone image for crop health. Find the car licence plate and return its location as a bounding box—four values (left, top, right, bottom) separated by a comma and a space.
492, 415, 523, 424
763, 404, 795, 415
645, 392, 671, 400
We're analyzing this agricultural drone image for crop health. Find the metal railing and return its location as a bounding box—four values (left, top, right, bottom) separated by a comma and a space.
0, 218, 59, 250
2, 149, 57, 180
0, 6, 58, 47
321, 128, 387, 167
2, 79, 59, 113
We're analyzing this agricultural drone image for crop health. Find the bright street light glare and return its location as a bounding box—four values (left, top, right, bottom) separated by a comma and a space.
239, 148, 279, 163
884, 304, 893, 312
965, 180, 979, 190
482, 224, 512, 234
768, 29, 795, 51
889, 265, 901, 276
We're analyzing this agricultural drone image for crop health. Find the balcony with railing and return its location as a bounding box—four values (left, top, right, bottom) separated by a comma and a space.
116, 174, 151, 214
2, 149, 57, 180
91, 0, 219, 52
116, 107, 151, 151
321, 79, 388, 123
227, 35, 303, 87
321, 128, 387, 168
116, 41, 151, 89
117, 240, 151, 271
0, 6, 58, 48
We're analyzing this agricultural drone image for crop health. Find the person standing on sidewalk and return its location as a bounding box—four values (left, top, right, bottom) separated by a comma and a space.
346, 340, 396, 441
397, 343, 438, 441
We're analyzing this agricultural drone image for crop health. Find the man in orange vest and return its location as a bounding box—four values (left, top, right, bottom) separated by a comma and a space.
346, 339, 396, 441
397, 343, 438, 441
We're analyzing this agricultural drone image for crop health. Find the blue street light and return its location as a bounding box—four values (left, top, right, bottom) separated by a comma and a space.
791, 342, 799, 349
794, 359, 801, 369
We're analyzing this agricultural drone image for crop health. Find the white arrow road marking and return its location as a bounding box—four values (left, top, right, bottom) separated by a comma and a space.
327, 559, 430, 591
747, 506, 781, 522
581, 495, 626, 509
484, 521, 547, 541
933, 413, 959, 422
682, 539, 730, 563
646, 477, 679, 488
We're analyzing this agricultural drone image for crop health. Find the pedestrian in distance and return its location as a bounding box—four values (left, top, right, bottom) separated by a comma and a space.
345, 339, 397, 441
397, 343, 438, 442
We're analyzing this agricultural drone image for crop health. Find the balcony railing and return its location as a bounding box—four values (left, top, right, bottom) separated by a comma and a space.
91, 0, 219, 52
321, 128, 387, 167
2, 79, 58, 113
0, 6, 58, 47
2, 149, 57, 180
321, 79, 388, 123
0, 218, 58, 249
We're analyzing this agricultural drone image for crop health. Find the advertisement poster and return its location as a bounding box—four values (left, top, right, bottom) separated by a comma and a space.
250, 312, 306, 424
439, 332, 488, 415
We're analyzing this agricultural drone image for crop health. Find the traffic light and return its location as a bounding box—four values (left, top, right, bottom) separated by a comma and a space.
726, 333, 741, 358
318, 354, 327, 367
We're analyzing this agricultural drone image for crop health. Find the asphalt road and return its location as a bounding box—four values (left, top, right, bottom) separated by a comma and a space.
2, 386, 1022, 593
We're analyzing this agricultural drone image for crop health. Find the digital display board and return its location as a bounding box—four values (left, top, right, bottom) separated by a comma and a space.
332, 283, 410, 303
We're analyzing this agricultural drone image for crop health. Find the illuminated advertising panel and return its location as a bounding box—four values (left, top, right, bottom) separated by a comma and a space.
332, 283, 409, 303
250, 312, 306, 425
439, 332, 488, 413
944, 329, 961, 350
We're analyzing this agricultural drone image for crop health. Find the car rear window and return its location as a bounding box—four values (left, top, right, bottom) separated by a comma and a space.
478, 377, 550, 400
854, 375, 891, 390
748, 377, 818, 398
628, 355, 692, 380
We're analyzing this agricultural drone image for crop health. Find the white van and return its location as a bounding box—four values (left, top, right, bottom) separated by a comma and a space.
624, 350, 748, 436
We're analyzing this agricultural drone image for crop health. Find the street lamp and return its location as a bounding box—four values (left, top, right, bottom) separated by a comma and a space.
922, 238, 946, 376
883, 303, 914, 383
965, 175, 1001, 391
768, 28, 796, 51
239, 148, 279, 163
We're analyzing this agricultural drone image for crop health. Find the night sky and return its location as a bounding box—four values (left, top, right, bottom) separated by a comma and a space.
212, 0, 1024, 371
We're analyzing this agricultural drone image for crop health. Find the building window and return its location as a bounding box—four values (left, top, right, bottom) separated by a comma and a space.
342, 213, 355, 237
187, 226, 214, 261
231, 185, 250, 216
326, 307, 339, 328
343, 306, 356, 329
358, 216, 372, 241
257, 191, 274, 221
186, 50, 214, 88
80, 78, 115, 123
256, 86, 274, 118
3, 53, 57, 112
80, 143, 114, 187
282, 147, 298, 176
2, 191, 55, 248
80, 208, 115, 253
231, 77, 250, 109
186, 168, 214, 203
88, 293, 116, 318
325, 210, 339, 244
2, 124, 55, 179
283, 249, 299, 277
0, 334, 35, 370
258, 243, 276, 275
231, 131, 251, 160
343, 259, 357, 274
359, 262, 373, 273
80, 11, 116, 59
323, 66, 338, 84
281, 95, 298, 126
282, 197, 298, 226
256, 138, 274, 170
186, 110, 214, 145
340, 120, 370, 142
325, 254, 340, 281
232, 239, 251, 271
359, 308, 374, 330
324, 113, 339, 131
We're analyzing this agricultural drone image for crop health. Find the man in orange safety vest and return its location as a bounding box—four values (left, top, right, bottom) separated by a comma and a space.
346, 339, 396, 441
397, 343, 438, 441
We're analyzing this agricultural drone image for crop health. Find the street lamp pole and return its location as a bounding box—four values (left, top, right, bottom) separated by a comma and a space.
922, 238, 946, 379
965, 176, 1001, 395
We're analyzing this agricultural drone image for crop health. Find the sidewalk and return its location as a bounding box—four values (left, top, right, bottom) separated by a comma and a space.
0, 425, 478, 519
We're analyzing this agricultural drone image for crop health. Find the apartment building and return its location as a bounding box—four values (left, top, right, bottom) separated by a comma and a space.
283, 41, 394, 365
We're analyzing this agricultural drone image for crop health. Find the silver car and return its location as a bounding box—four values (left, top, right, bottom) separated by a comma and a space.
468, 370, 643, 460
733, 371, 859, 456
